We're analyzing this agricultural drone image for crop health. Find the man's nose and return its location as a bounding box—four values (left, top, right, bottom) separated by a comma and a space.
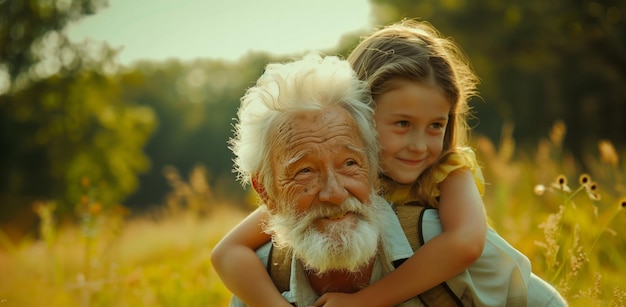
318, 171, 348, 205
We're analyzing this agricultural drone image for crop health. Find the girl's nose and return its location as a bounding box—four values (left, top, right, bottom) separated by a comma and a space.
407, 133, 426, 152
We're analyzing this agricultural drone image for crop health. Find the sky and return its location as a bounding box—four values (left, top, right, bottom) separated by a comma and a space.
66, 0, 374, 65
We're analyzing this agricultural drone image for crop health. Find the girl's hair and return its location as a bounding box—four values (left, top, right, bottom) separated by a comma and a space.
348, 19, 479, 200
230, 53, 380, 197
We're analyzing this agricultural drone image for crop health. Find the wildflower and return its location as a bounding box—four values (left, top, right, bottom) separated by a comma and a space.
613, 287, 625, 306
588, 192, 601, 201
598, 140, 619, 166
534, 184, 546, 196
578, 174, 590, 186
621, 199, 626, 209
549, 120, 566, 147
537, 205, 565, 271
583, 181, 601, 200
568, 244, 585, 277
589, 273, 601, 300
588, 182, 598, 192
551, 175, 571, 192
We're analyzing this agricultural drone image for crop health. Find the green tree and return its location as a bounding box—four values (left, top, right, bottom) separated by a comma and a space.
0, 0, 155, 221
368, 0, 626, 156
1, 0, 107, 86
119, 54, 272, 209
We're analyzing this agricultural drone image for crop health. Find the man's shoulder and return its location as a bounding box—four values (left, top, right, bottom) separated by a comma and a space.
255, 241, 272, 264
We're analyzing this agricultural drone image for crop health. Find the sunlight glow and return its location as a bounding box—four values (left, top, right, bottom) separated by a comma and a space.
66, 0, 372, 64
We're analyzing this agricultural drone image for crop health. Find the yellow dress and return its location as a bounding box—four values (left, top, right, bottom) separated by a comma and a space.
381, 146, 534, 306
383, 146, 484, 208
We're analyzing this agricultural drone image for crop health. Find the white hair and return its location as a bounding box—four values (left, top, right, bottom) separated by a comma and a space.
229, 53, 380, 194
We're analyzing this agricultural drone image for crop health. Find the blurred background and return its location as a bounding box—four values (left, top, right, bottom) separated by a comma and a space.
1, 0, 625, 306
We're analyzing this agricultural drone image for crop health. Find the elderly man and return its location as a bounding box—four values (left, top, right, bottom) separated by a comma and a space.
224, 54, 565, 307
227, 54, 429, 306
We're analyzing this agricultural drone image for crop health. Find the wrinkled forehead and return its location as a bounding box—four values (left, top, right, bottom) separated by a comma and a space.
269, 106, 364, 154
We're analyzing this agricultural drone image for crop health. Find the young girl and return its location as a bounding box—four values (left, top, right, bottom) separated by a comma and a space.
212, 20, 564, 307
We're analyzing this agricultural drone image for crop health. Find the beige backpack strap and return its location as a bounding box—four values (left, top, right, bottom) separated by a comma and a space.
395, 201, 464, 307
267, 242, 292, 293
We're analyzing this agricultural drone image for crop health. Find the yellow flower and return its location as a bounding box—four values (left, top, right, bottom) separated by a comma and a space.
578, 174, 591, 186
551, 175, 571, 192
581, 181, 600, 201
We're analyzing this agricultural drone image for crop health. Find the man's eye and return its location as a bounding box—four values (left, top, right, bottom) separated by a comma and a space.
345, 159, 358, 167
297, 167, 311, 175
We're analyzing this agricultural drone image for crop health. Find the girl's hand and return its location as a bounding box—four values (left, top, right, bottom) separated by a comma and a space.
312, 292, 367, 307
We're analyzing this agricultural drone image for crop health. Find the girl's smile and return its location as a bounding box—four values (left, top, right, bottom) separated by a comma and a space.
374, 79, 450, 184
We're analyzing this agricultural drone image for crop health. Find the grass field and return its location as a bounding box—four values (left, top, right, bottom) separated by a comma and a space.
0, 206, 243, 307
1, 127, 624, 306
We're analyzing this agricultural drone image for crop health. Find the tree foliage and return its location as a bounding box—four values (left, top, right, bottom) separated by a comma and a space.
119, 54, 272, 209
2, 0, 625, 224
0, 0, 108, 87
369, 0, 626, 156
0, 0, 155, 220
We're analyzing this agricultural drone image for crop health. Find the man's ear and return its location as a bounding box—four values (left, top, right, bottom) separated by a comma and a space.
251, 176, 269, 204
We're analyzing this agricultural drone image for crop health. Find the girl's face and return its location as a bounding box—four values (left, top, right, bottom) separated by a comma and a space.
374, 79, 450, 184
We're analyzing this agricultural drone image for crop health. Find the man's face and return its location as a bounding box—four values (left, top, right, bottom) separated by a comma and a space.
265, 105, 382, 274
271, 105, 371, 225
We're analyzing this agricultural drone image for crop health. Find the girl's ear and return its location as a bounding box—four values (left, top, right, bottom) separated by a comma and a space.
251, 176, 269, 204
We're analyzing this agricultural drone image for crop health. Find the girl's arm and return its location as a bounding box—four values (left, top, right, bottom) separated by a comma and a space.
211, 207, 292, 307
315, 169, 487, 307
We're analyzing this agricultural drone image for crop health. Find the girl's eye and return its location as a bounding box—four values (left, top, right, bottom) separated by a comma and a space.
431, 122, 446, 130
395, 120, 409, 128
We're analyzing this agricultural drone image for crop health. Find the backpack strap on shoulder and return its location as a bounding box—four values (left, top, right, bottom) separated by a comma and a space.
395, 201, 464, 307
267, 242, 292, 293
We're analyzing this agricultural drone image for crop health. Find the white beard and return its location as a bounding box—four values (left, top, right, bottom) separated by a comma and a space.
264, 192, 390, 275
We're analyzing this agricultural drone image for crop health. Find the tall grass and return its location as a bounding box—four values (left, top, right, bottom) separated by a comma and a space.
475, 121, 625, 306
1, 122, 624, 306
0, 174, 245, 306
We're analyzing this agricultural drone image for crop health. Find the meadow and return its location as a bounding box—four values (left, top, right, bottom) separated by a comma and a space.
1, 122, 624, 306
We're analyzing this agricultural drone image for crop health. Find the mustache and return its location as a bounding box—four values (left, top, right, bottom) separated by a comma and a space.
294, 196, 366, 222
